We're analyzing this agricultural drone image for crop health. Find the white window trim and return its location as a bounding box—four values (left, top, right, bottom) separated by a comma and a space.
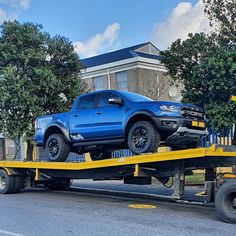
82, 61, 167, 79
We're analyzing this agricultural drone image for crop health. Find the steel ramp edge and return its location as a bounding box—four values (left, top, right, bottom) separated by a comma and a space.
0, 145, 235, 171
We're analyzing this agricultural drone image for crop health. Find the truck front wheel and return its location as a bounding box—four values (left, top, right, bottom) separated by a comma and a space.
45, 134, 70, 162
127, 121, 160, 155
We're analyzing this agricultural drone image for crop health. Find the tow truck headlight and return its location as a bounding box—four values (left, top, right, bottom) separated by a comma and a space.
159, 105, 180, 112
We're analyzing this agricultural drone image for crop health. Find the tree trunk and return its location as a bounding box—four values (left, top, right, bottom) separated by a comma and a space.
26, 140, 34, 161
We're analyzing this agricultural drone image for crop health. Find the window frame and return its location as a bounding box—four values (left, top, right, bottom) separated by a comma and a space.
116, 71, 128, 91
98, 92, 122, 108
76, 94, 99, 110
94, 75, 104, 91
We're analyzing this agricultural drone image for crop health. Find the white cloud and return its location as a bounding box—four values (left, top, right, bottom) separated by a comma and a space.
0, 0, 30, 9
74, 23, 120, 58
19, 0, 30, 9
0, 8, 17, 24
0, 0, 30, 23
151, 0, 210, 49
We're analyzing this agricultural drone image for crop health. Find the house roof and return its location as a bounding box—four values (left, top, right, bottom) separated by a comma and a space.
80, 42, 162, 68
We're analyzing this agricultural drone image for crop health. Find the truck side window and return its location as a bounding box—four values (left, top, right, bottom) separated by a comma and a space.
99, 92, 120, 107
78, 94, 97, 109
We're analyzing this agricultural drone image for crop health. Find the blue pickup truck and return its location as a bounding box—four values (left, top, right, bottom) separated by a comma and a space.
35, 90, 207, 162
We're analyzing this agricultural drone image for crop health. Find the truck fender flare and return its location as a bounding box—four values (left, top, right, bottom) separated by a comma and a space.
44, 122, 71, 144
124, 110, 156, 129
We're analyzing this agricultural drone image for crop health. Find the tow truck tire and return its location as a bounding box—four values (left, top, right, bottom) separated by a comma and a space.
128, 121, 160, 155
215, 181, 236, 224
90, 151, 112, 161
45, 134, 70, 162
13, 176, 23, 193
0, 170, 15, 194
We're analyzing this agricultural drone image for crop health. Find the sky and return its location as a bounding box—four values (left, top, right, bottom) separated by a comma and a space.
0, 0, 211, 58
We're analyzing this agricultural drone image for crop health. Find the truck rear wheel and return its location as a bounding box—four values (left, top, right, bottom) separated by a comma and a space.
215, 181, 236, 223
90, 151, 112, 161
0, 170, 15, 194
45, 134, 70, 162
127, 121, 160, 155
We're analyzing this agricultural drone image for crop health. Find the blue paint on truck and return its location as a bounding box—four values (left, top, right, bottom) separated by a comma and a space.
35, 90, 207, 162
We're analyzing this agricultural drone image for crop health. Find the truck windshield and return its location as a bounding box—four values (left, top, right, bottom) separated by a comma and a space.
120, 92, 153, 102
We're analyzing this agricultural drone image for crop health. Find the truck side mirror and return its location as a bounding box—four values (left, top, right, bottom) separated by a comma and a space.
108, 97, 124, 105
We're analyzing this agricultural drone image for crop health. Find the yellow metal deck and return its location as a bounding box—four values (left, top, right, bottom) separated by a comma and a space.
0, 145, 235, 171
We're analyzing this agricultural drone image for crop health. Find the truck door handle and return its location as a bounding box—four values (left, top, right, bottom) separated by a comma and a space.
74, 114, 79, 117
96, 112, 101, 115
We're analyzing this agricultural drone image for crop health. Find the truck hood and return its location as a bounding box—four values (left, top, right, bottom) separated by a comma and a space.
132, 101, 203, 111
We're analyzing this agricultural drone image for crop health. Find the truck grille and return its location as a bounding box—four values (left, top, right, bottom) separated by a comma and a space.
180, 106, 204, 120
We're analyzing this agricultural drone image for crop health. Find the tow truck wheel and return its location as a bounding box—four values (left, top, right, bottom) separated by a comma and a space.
215, 181, 236, 224
0, 169, 15, 194
90, 151, 112, 161
128, 121, 160, 155
13, 176, 23, 193
45, 134, 70, 162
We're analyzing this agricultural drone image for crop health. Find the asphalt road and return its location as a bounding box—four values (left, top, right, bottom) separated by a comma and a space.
0, 181, 235, 236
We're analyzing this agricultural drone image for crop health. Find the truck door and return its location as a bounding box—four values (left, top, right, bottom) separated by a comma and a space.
93, 91, 124, 139
69, 94, 98, 141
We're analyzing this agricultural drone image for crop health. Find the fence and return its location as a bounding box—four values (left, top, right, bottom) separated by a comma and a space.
200, 128, 233, 147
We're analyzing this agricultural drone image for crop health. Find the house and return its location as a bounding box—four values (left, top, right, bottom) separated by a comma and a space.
80, 42, 182, 101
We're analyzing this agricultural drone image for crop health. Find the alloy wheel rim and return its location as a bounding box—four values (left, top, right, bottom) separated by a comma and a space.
48, 138, 60, 157
132, 127, 148, 150
93, 152, 103, 159
226, 193, 236, 212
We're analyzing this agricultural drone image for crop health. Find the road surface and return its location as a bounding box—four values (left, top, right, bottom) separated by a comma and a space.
0, 181, 235, 236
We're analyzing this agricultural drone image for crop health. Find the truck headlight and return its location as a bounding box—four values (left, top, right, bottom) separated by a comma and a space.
159, 105, 180, 112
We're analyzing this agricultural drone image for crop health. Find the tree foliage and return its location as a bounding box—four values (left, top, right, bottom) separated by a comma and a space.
204, 0, 236, 39
0, 21, 87, 158
162, 1, 236, 130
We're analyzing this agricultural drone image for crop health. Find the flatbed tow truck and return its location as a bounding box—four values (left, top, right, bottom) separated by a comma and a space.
0, 145, 236, 224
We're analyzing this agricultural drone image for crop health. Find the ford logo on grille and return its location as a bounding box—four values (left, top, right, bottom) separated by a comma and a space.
184, 110, 204, 117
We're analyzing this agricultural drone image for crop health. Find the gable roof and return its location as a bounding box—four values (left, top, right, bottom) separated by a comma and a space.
80, 42, 162, 68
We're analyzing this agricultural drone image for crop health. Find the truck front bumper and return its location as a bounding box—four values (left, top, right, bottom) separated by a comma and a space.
151, 116, 208, 147
165, 126, 208, 147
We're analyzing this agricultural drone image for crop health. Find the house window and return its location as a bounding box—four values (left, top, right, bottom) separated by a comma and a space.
94, 76, 104, 91
116, 71, 128, 91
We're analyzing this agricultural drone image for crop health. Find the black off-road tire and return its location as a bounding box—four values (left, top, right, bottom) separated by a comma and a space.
127, 121, 160, 155
0, 169, 15, 194
90, 151, 112, 161
45, 134, 70, 162
215, 181, 236, 224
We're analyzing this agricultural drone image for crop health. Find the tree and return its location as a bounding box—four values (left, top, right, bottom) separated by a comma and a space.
161, 1, 236, 130
139, 72, 172, 101
203, 0, 236, 39
0, 21, 87, 160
